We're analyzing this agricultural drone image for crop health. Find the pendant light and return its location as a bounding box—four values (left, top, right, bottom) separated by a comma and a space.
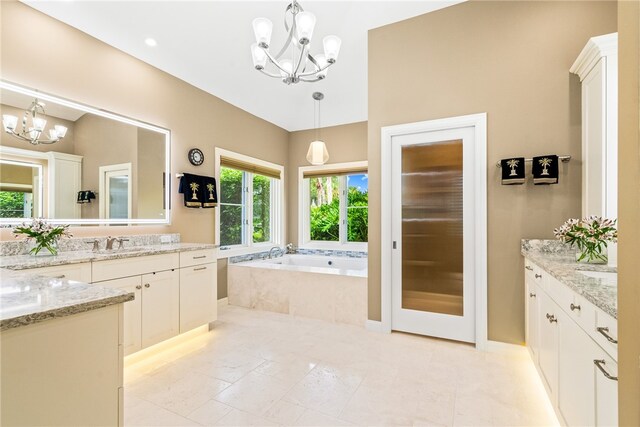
306, 92, 329, 165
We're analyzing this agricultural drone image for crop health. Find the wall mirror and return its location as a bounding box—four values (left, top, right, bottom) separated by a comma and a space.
0, 81, 171, 225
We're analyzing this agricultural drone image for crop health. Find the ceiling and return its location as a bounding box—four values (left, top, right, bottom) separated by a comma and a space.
23, 1, 461, 131
1, 89, 86, 122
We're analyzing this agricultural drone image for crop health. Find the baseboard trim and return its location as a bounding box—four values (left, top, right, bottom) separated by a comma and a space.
365, 319, 389, 333
217, 297, 229, 307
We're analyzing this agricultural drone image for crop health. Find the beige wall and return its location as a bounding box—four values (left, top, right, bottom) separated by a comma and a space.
617, 0, 640, 423
368, 1, 617, 343
287, 121, 368, 245
74, 113, 138, 219
0, 1, 289, 244
137, 128, 166, 220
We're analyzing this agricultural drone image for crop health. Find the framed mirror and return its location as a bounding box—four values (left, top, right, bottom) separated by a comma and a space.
0, 81, 171, 225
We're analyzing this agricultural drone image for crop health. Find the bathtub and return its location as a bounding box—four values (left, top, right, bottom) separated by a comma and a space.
228, 254, 368, 326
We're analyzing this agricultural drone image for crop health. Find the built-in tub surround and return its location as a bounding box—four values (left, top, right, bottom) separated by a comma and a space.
228, 254, 367, 326
521, 239, 617, 318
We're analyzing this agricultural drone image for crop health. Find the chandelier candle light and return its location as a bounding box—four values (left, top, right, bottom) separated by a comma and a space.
251, 0, 341, 84
306, 92, 329, 165
3, 99, 68, 145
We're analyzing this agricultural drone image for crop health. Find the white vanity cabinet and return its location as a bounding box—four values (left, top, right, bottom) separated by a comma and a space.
91, 250, 216, 355
524, 259, 618, 426
570, 33, 618, 220
93, 255, 180, 355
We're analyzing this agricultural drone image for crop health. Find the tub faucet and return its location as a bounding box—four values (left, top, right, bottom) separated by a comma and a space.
268, 246, 283, 259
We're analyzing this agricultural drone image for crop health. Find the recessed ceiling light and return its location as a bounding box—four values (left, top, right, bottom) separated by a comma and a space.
144, 38, 157, 47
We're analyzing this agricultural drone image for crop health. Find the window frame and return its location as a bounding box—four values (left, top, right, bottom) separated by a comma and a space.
215, 148, 284, 258
298, 161, 368, 251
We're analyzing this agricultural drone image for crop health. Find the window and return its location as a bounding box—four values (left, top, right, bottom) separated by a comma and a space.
300, 161, 368, 249
0, 191, 32, 218
216, 149, 283, 254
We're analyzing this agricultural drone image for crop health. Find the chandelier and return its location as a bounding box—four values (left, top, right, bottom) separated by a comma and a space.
251, 1, 341, 85
2, 99, 68, 145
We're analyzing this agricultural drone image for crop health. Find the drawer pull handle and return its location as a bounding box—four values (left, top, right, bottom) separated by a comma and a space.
546, 313, 557, 323
596, 326, 618, 344
570, 303, 581, 311
594, 359, 618, 381
529, 293, 536, 298
193, 267, 207, 271
53, 274, 66, 279
135, 285, 142, 290
144, 283, 150, 288
193, 255, 207, 259
525, 266, 533, 271
535, 274, 542, 279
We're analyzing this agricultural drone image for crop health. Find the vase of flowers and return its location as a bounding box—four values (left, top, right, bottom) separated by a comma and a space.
554, 216, 617, 264
13, 218, 72, 256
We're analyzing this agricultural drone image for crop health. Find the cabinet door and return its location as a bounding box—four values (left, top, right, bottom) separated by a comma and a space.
95, 276, 142, 355
594, 352, 618, 426
525, 275, 539, 362
179, 263, 217, 333
558, 311, 597, 426
538, 291, 560, 403
141, 269, 179, 348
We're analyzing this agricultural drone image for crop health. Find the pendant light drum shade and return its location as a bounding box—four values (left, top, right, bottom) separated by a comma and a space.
306, 140, 329, 165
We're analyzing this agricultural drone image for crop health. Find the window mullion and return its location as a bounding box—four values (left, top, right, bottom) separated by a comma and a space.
246, 172, 254, 247
271, 178, 277, 245
339, 176, 347, 244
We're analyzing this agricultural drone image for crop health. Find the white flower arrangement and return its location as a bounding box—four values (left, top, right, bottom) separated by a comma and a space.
554, 216, 617, 263
13, 218, 72, 256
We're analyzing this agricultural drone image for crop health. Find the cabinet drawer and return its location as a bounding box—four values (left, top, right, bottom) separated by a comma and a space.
92, 253, 179, 282
27, 262, 92, 283
180, 249, 216, 268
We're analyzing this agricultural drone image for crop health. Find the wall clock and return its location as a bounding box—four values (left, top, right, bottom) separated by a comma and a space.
188, 148, 204, 166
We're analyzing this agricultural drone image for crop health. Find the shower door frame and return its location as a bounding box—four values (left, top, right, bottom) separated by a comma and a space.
380, 113, 488, 349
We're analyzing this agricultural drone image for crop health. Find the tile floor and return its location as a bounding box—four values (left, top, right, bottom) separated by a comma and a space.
124, 305, 559, 426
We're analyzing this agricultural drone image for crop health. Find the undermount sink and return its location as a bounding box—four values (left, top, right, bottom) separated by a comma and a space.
578, 270, 617, 285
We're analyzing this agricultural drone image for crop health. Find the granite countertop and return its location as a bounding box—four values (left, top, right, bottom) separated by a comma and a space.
0, 269, 134, 331
0, 243, 217, 270
0, 242, 217, 330
521, 239, 617, 319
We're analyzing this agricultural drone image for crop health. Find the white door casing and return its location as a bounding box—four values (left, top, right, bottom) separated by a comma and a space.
381, 113, 487, 348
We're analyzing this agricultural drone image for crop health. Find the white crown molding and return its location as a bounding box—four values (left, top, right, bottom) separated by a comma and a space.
570, 32, 618, 81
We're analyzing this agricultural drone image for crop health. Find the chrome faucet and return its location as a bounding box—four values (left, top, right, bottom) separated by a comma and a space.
268, 246, 283, 259
116, 238, 129, 250
87, 239, 100, 252
105, 236, 117, 250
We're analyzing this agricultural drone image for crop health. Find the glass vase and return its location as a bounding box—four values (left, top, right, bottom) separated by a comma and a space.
27, 239, 59, 257
575, 247, 608, 264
